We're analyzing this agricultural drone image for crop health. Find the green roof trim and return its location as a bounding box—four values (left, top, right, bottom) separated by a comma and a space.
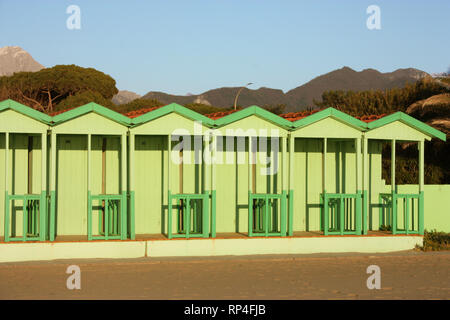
367, 112, 447, 141
52, 102, 131, 126
131, 103, 215, 127
213, 105, 293, 130
292, 107, 367, 131
0, 99, 52, 124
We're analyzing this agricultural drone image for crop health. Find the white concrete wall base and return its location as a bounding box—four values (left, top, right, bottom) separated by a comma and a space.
0, 241, 147, 263
146, 236, 424, 257
0, 236, 423, 263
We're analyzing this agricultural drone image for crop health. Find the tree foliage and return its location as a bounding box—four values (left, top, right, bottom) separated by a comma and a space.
0, 64, 118, 113
314, 77, 449, 116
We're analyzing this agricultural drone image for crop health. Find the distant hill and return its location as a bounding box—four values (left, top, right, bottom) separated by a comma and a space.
284, 67, 429, 111
0, 46, 44, 76
142, 67, 429, 112
112, 90, 142, 105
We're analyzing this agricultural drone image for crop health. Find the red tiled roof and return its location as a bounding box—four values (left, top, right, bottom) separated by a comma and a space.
123, 106, 162, 118
357, 114, 387, 123
49, 107, 76, 116
43, 104, 391, 124
205, 109, 240, 120
279, 109, 321, 122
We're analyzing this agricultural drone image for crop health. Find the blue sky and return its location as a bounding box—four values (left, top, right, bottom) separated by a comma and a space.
0, 0, 449, 95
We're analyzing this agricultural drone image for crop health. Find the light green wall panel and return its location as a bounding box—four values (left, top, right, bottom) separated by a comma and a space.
134, 135, 166, 234
90, 136, 121, 195
378, 184, 450, 233
214, 136, 284, 233
0, 133, 43, 237
291, 138, 362, 232
215, 137, 249, 233
367, 140, 384, 230
56, 135, 87, 235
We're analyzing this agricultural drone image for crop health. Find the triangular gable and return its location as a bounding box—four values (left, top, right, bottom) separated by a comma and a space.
0, 99, 52, 124
366, 112, 446, 141
131, 103, 215, 128
213, 106, 293, 130
292, 108, 367, 131
52, 102, 131, 127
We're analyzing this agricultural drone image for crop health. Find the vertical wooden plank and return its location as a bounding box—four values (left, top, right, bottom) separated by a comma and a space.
4, 132, 9, 241
323, 138, 328, 235
355, 137, 362, 235
167, 134, 171, 238
419, 139, 424, 234
40, 132, 47, 241
129, 133, 135, 240
87, 134, 92, 240
27, 136, 33, 194
419, 140, 424, 193
323, 138, 327, 193
50, 132, 56, 241
391, 139, 396, 234
288, 134, 294, 236
363, 136, 368, 235
391, 139, 396, 193
121, 133, 127, 240
248, 135, 253, 236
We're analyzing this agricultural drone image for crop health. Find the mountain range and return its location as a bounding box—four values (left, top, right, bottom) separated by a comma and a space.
140, 67, 429, 111
0, 46, 44, 76
0, 46, 429, 112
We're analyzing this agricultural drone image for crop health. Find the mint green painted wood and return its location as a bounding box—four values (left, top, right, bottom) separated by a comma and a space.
1, 99, 449, 242
167, 192, 210, 238
248, 192, 287, 237
322, 192, 362, 235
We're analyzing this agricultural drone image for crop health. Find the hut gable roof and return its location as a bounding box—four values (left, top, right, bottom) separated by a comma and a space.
52, 102, 131, 126
131, 103, 215, 128
213, 106, 293, 130
0, 99, 52, 124
367, 112, 446, 141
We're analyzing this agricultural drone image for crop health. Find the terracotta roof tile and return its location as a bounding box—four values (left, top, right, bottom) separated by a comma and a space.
279, 109, 321, 122
205, 109, 240, 119
123, 106, 162, 118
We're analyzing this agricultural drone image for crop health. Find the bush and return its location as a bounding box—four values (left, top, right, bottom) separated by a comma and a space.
416, 230, 450, 251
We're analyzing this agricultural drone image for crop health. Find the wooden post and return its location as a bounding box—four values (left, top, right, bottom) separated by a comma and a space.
391, 139, 397, 234
288, 134, 294, 236
121, 133, 127, 240
355, 137, 362, 235
418, 139, 425, 235
248, 135, 253, 236
362, 136, 368, 235
211, 132, 216, 238
129, 132, 135, 239
323, 137, 328, 235
167, 134, 171, 238
40, 132, 47, 241
50, 132, 57, 241
87, 134, 92, 240
4, 132, 9, 241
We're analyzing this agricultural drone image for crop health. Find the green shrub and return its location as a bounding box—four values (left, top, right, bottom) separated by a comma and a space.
416, 230, 450, 251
